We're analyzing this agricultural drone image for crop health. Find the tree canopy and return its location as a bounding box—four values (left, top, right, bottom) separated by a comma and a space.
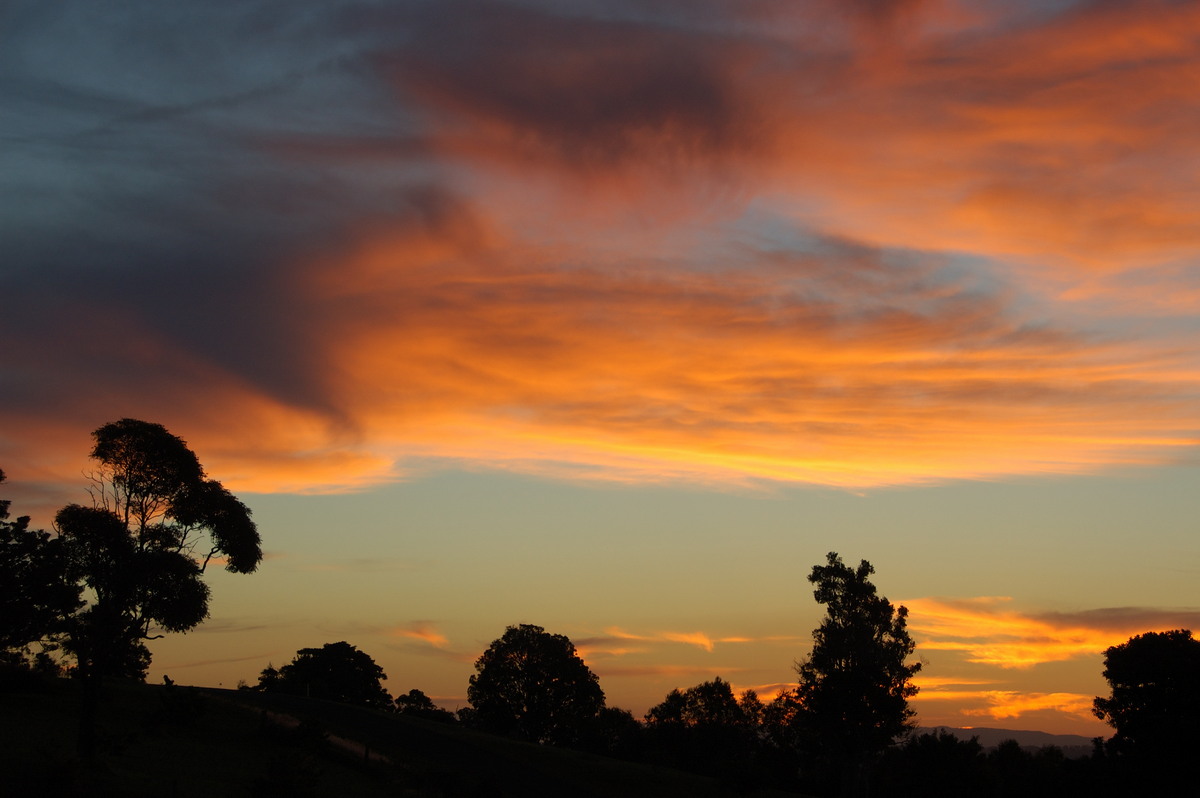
87, 418, 261, 574
255, 641, 393, 710
394, 688, 456, 722
795, 552, 920, 794
60, 419, 262, 683
644, 677, 764, 779
1094, 629, 1200, 770
0, 469, 81, 663
645, 677, 749, 729
467, 623, 605, 745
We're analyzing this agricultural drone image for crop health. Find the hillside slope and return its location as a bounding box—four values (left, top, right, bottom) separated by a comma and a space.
0, 678, 804, 797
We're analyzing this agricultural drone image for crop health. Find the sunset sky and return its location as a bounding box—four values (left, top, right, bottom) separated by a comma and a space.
4, 0, 1200, 736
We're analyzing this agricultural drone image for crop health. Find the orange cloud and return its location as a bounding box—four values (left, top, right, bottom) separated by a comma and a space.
963, 692, 1096, 722
912, 672, 1103, 728
596, 627, 799, 653
914, 685, 1096, 722
772, 2, 1200, 270
663, 632, 718, 652
6, 1, 1200, 505
390, 622, 449, 649
8, 202, 1198, 505
377, 0, 1200, 272
597, 664, 749, 679
905, 598, 1200, 668
575, 645, 646, 662
912, 676, 998, 690
290, 224, 1200, 491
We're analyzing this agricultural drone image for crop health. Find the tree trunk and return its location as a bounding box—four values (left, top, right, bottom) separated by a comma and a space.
76, 664, 101, 760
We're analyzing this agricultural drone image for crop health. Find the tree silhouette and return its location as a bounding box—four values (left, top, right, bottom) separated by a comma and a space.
0, 469, 81, 670
875, 729, 987, 798
55, 419, 262, 756
794, 552, 920, 796
581, 706, 643, 758
467, 623, 604, 746
1093, 629, 1200, 789
255, 641, 393, 709
394, 688, 456, 722
646, 677, 746, 728
644, 677, 761, 780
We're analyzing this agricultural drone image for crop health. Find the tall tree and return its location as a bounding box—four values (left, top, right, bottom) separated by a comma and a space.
57, 419, 262, 756
795, 552, 920, 796
467, 623, 605, 746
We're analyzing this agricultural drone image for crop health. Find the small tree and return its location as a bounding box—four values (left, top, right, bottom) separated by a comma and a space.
794, 552, 920, 795
256, 641, 393, 710
395, 688, 456, 722
467, 623, 604, 745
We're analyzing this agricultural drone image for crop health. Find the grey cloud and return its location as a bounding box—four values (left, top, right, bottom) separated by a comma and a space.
1035, 607, 1200, 634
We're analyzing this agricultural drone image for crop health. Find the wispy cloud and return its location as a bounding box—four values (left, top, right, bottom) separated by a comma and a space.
906, 597, 1200, 667
597, 664, 750, 679
597, 627, 801, 653
389, 621, 450, 649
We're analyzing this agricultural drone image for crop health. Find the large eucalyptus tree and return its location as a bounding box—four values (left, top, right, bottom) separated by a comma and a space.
57, 418, 261, 755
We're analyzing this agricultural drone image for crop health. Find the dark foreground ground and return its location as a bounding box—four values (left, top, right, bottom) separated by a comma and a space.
0, 677, 807, 797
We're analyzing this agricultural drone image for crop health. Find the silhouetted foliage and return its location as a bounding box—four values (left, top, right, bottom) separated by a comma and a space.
756, 689, 806, 784
794, 552, 920, 796
86, 418, 262, 573
579, 706, 644, 759
1093, 628, 1200, 790
467, 623, 605, 746
875, 730, 987, 798
394, 688, 456, 722
52, 419, 262, 756
644, 677, 762, 783
58, 504, 206, 679
0, 469, 81, 670
155, 674, 208, 727
984, 739, 1083, 798
254, 642, 393, 710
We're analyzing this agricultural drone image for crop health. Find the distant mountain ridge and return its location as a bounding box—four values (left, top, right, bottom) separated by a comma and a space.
917, 726, 1099, 757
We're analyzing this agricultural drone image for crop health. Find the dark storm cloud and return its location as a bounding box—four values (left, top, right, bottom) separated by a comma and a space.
1, 0, 428, 418
367, 0, 772, 171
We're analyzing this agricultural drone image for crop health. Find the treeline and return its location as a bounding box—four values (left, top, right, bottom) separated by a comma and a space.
3, 420, 1198, 796
239, 627, 1198, 797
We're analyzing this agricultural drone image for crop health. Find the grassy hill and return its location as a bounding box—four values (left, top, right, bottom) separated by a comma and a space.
0, 677, 806, 797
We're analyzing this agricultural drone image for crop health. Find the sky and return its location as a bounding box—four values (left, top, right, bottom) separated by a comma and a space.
3, 0, 1200, 737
